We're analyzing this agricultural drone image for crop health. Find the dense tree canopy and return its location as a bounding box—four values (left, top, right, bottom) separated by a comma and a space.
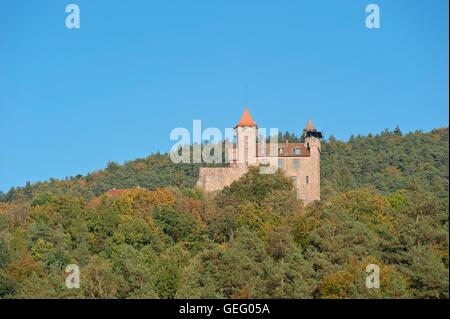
0, 127, 448, 298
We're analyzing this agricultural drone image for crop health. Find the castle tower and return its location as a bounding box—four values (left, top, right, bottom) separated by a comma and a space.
303, 118, 322, 202
235, 107, 257, 167
303, 118, 322, 157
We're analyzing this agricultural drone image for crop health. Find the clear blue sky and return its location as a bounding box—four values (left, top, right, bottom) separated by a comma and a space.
0, 0, 448, 191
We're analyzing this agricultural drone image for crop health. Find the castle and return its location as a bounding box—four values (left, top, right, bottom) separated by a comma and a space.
197, 107, 322, 204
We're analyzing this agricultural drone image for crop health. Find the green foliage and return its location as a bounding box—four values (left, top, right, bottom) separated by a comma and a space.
218, 167, 294, 205
153, 207, 205, 250
3, 154, 200, 202
321, 128, 449, 199
0, 127, 447, 298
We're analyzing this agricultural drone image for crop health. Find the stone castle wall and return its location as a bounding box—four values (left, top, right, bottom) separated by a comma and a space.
197, 139, 320, 205
197, 167, 248, 192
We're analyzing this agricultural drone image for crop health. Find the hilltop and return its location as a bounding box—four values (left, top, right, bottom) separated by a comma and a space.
2, 127, 448, 202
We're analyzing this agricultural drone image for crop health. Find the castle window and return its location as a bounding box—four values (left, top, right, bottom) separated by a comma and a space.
278, 148, 284, 155
294, 148, 302, 155
293, 159, 300, 169
306, 176, 309, 184
277, 159, 284, 169
291, 176, 297, 185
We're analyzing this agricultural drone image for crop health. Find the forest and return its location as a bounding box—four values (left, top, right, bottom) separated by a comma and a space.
0, 127, 448, 298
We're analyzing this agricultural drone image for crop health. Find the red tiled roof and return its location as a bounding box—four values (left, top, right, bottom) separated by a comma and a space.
87, 188, 129, 207
107, 189, 128, 197
236, 107, 257, 127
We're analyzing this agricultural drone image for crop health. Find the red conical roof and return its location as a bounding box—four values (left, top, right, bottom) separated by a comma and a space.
305, 118, 315, 131
236, 107, 256, 127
